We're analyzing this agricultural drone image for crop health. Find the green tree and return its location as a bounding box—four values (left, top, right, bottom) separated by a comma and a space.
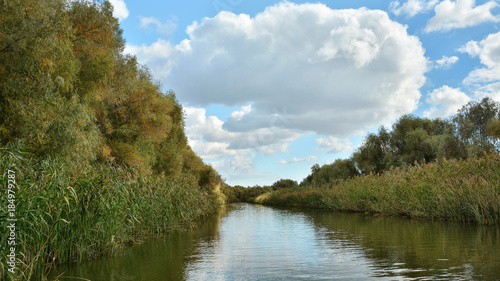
352, 126, 391, 174
68, 0, 124, 96
300, 163, 320, 186
272, 179, 298, 190
388, 115, 461, 166
312, 159, 359, 185
487, 118, 500, 151
453, 97, 500, 155
0, 0, 108, 170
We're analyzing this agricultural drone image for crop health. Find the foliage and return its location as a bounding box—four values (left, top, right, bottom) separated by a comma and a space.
350, 101, 499, 177
0, 0, 216, 180
352, 127, 392, 174
310, 159, 360, 186
453, 97, 500, 155
0, 145, 220, 280
258, 153, 500, 224
0, 1, 224, 280
221, 185, 272, 203
271, 179, 298, 190
264, 98, 500, 226
300, 164, 320, 186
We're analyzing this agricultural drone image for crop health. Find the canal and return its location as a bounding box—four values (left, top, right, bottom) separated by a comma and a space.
49, 203, 500, 280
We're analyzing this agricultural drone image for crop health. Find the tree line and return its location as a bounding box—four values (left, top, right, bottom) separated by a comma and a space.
0, 0, 221, 189
1, 1, 225, 279
303, 97, 499, 186
223, 97, 500, 201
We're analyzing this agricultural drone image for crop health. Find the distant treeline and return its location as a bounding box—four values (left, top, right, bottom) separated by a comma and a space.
0, 1, 222, 280
223, 98, 500, 206
303, 97, 500, 185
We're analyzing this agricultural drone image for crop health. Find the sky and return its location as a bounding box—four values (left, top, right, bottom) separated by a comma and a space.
109, 0, 500, 186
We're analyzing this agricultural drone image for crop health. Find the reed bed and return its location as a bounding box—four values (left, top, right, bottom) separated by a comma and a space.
257, 153, 500, 224
0, 146, 220, 281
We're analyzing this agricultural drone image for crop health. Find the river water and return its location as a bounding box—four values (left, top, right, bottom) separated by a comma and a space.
49, 203, 500, 280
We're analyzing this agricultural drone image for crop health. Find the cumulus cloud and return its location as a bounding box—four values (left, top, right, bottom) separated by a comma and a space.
475, 82, 500, 102
280, 156, 318, 165
434, 55, 459, 69
390, 0, 439, 17
425, 0, 499, 33
424, 85, 471, 118
108, 0, 129, 21
459, 31, 500, 101
460, 32, 500, 84
184, 106, 304, 184
184, 106, 301, 170
127, 3, 429, 184
228, 104, 252, 121
458, 40, 482, 56
139, 16, 177, 36
166, 3, 427, 137
315, 136, 353, 153
185, 107, 300, 152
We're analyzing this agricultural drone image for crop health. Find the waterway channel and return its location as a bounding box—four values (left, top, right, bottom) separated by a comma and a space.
49, 203, 500, 280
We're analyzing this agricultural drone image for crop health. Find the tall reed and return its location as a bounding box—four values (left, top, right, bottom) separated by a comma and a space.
0, 143, 220, 280
258, 153, 500, 224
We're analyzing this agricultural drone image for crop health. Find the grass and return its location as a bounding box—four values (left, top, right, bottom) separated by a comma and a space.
0, 143, 221, 281
257, 153, 500, 224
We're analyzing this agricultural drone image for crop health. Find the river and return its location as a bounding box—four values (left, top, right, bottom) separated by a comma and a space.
49, 203, 500, 280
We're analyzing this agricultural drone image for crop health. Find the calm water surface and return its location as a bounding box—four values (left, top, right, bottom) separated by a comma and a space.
50, 203, 500, 280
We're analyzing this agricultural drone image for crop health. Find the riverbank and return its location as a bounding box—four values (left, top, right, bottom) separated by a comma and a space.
0, 149, 222, 281
52, 203, 500, 280
256, 153, 500, 224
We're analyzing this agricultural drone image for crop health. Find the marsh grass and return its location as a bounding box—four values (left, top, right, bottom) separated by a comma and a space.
258, 153, 500, 224
0, 144, 220, 281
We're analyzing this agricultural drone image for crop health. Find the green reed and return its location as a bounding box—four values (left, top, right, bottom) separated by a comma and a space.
258, 153, 500, 224
0, 144, 220, 281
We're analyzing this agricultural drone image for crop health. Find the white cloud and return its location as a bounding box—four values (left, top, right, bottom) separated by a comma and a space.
315, 137, 353, 153
458, 40, 482, 56
108, 0, 129, 21
184, 107, 300, 152
425, 0, 499, 33
424, 85, 471, 118
280, 156, 318, 165
127, 3, 429, 185
390, 0, 439, 17
459, 32, 500, 92
124, 39, 175, 81
139, 16, 177, 36
166, 3, 427, 137
184, 106, 302, 181
228, 104, 252, 121
475, 82, 500, 102
434, 55, 459, 69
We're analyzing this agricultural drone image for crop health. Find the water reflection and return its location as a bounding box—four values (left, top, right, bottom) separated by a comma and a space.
297, 208, 500, 280
49, 204, 500, 281
49, 204, 230, 281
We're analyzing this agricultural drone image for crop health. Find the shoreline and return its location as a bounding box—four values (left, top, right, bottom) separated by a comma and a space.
255, 153, 500, 225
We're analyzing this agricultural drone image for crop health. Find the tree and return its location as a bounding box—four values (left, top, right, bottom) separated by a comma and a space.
352, 126, 391, 174
453, 97, 500, 155
198, 166, 222, 192
312, 159, 359, 186
272, 179, 298, 190
487, 118, 500, 151
68, 0, 124, 96
388, 115, 461, 166
0, 0, 221, 184
300, 164, 320, 186
0, 0, 109, 170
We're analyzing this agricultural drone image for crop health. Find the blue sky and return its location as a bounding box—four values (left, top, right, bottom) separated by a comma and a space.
109, 0, 500, 186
